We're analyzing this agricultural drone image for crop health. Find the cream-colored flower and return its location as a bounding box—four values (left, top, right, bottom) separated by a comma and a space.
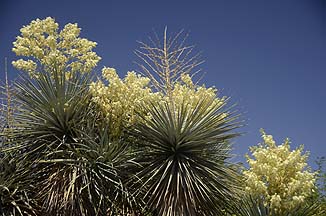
12, 17, 101, 76
90, 67, 162, 137
244, 130, 317, 214
90, 68, 228, 138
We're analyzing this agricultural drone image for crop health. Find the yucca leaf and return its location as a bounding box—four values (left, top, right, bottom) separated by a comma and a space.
131, 96, 243, 216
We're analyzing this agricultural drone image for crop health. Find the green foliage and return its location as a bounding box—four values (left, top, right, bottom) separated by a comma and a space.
1, 65, 243, 215
1, 67, 141, 215
131, 97, 242, 215
0, 153, 38, 216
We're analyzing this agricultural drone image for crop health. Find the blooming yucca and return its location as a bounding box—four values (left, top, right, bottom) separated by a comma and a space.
6, 18, 243, 215
90, 68, 228, 138
90, 67, 162, 137
12, 17, 101, 77
172, 73, 227, 113
243, 130, 317, 214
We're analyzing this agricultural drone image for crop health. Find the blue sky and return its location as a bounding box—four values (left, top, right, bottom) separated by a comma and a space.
1, 0, 325, 168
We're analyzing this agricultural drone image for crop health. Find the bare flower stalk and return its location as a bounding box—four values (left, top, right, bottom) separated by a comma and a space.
1, 58, 15, 138
135, 27, 204, 98
4, 58, 13, 128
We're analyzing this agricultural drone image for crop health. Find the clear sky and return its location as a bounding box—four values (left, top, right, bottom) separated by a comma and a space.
1, 0, 325, 168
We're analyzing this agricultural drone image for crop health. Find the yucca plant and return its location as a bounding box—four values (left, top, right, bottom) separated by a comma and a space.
130, 96, 242, 216
2, 67, 140, 215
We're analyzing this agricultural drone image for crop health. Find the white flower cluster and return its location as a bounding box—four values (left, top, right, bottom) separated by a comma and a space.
172, 73, 226, 111
90, 67, 162, 137
244, 130, 316, 214
12, 17, 101, 77
90, 69, 227, 137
